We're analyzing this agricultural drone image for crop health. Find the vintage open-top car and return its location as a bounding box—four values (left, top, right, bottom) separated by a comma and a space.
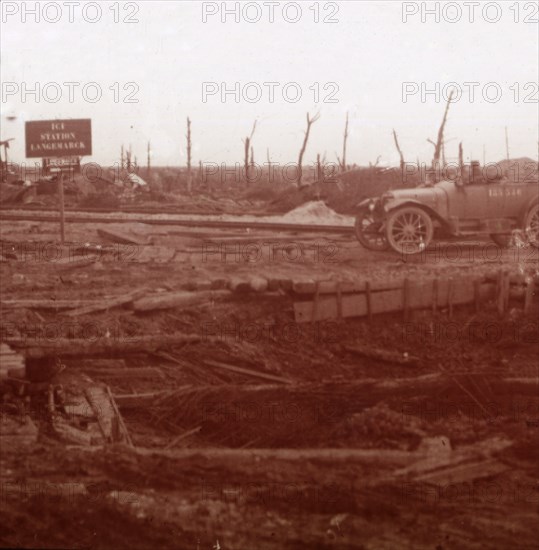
354, 163, 539, 255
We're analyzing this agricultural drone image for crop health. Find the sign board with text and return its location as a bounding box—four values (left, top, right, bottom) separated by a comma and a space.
25, 119, 92, 158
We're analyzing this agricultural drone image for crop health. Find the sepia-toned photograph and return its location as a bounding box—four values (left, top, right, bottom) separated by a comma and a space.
1, 1, 538, 548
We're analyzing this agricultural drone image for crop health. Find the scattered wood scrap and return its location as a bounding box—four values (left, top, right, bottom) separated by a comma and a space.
164, 425, 201, 449
344, 344, 419, 367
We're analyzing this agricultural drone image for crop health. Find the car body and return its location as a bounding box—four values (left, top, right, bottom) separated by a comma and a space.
354, 173, 539, 254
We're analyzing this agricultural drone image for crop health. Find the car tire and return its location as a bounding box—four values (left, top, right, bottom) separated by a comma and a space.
386, 206, 433, 255
354, 209, 389, 251
490, 234, 512, 248
525, 204, 539, 248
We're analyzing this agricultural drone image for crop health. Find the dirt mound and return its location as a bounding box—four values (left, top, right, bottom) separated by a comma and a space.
280, 200, 353, 225
496, 157, 538, 182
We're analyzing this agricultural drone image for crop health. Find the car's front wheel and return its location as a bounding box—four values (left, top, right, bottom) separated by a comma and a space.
354, 208, 389, 251
386, 206, 433, 255
525, 204, 539, 248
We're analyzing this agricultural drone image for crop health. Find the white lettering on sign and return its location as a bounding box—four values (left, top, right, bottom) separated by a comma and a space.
29, 142, 86, 152
489, 188, 522, 198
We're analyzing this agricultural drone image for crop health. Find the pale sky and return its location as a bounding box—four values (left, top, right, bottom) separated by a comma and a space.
1, 0, 538, 168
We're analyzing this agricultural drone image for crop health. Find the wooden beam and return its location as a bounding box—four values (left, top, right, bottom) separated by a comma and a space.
204, 359, 294, 385
6, 334, 203, 359
132, 290, 229, 312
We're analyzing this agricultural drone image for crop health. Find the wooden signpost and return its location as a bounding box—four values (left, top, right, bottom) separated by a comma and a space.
25, 119, 92, 243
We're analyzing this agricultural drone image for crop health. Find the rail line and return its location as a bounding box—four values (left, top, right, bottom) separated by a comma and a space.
0, 211, 355, 234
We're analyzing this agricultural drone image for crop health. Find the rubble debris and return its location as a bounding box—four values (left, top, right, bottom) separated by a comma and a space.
0, 415, 38, 445
0, 343, 26, 379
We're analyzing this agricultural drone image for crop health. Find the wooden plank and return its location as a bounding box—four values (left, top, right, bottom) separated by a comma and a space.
105, 386, 134, 447
5, 334, 203, 359
292, 278, 404, 295
65, 289, 147, 317
294, 279, 497, 323
97, 227, 151, 246
133, 290, 229, 312
294, 289, 402, 322
345, 345, 419, 366
524, 279, 534, 313
204, 359, 293, 385
1, 299, 101, 310
52, 256, 95, 269
414, 458, 508, 485
81, 367, 163, 379
84, 386, 115, 442
164, 426, 201, 449
114, 391, 166, 408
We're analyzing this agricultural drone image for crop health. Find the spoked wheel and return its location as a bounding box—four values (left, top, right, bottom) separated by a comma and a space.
525, 204, 539, 248
386, 206, 433, 255
354, 209, 389, 251
490, 234, 512, 248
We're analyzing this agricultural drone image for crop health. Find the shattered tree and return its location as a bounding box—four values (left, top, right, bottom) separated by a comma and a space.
297, 111, 320, 186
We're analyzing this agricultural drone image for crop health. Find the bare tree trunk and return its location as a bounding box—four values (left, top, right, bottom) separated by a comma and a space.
316, 153, 322, 182
266, 148, 271, 184
186, 117, 192, 194
459, 141, 464, 183
442, 141, 446, 167
121, 145, 125, 170
430, 90, 454, 170
243, 121, 256, 185
392, 129, 405, 170
297, 112, 320, 186
340, 112, 349, 171
198, 159, 202, 185
147, 141, 151, 179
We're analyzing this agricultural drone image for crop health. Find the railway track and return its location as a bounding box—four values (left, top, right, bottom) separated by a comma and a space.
0, 209, 355, 234
0, 204, 267, 217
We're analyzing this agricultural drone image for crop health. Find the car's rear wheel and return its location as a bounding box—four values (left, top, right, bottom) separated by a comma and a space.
525, 204, 539, 248
386, 206, 433, 255
490, 234, 512, 248
354, 209, 389, 251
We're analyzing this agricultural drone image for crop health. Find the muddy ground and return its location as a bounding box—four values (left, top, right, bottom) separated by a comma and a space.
1, 208, 538, 549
